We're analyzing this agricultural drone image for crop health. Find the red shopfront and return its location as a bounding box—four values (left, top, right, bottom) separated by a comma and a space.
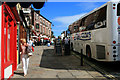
0, 2, 45, 80
1, 3, 17, 79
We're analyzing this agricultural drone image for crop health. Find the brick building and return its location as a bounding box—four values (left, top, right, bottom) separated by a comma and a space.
32, 10, 52, 40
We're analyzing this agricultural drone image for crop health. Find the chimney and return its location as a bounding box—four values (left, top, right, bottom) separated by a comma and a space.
36, 11, 40, 14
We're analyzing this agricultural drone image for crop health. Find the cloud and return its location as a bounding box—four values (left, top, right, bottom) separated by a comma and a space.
76, 2, 96, 10
76, 2, 104, 11
52, 13, 87, 25
52, 13, 87, 36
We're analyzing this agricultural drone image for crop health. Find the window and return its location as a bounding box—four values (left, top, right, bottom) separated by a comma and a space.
36, 24, 39, 29
7, 23, 10, 61
74, 26, 78, 31
40, 18, 42, 22
95, 6, 107, 23
43, 20, 45, 24
117, 3, 120, 16
46, 28, 48, 35
49, 30, 51, 35
47, 23, 49, 27
86, 23, 95, 30
43, 27, 45, 33
35, 13, 39, 20
49, 24, 51, 27
4, 10, 12, 62
41, 26, 42, 33
24, 8, 27, 11
40, 25, 41, 32
4, 19, 7, 62
94, 6, 107, 29
79, 5, 107, 31
35, 14, 36, 20
36, 14, 39, 19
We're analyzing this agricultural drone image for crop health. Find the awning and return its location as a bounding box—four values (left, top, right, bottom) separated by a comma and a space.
5, 2, 45, 9
31, 36, 38, 38
44, 38, 49, 40
41, 35, 47, 38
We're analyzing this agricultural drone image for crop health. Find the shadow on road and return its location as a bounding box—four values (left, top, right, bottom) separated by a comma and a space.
14, 72, 24, 76
39, 49, 94, 71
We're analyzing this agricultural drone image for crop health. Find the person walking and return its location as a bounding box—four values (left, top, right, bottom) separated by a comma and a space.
27, 38, 33, 56
64, 37, 70, 55
41, 38, 43, 45
20, 38, 29, 77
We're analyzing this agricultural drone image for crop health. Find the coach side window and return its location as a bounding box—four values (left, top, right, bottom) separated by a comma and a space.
94, 6, 107, 29
86, 23, 95, 30
85, 12, 95, 31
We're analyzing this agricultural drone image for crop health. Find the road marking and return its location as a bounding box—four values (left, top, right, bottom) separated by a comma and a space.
71, 51, 118, 80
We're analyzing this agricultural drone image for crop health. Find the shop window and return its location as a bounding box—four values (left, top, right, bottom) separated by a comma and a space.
7, 23, 10, 61
4, 7, 13, 63
4, 18, 7, 62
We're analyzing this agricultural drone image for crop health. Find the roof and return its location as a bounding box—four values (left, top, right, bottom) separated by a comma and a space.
10, 7, 20, 22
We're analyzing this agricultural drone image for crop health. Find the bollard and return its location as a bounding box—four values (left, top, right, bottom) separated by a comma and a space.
81, 49, 83, 66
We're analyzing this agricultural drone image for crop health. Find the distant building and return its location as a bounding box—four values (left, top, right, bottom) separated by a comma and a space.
68, 20, 80, 34
32, 10, 52, 40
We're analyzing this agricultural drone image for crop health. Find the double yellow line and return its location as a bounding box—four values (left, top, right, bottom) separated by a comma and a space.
71, 51, 117, 80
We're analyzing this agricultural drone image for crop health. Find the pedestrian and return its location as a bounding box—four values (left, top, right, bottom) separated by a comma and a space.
62, 37, 65, 55
41, 38, 43, 45
27, 38, 33, 56
62, 37, 65, 46
35, 39, 37, 46
64, 37, 70, 55
47, 40, 50, 47
65, 37, 69, 45
38, 38, 41, 46
20, 38, 29, 77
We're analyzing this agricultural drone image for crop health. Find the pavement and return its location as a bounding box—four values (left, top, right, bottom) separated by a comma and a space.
12, 46, 108, 80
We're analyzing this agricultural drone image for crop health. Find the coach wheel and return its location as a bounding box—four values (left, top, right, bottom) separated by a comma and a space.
86, 47, 91, 58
